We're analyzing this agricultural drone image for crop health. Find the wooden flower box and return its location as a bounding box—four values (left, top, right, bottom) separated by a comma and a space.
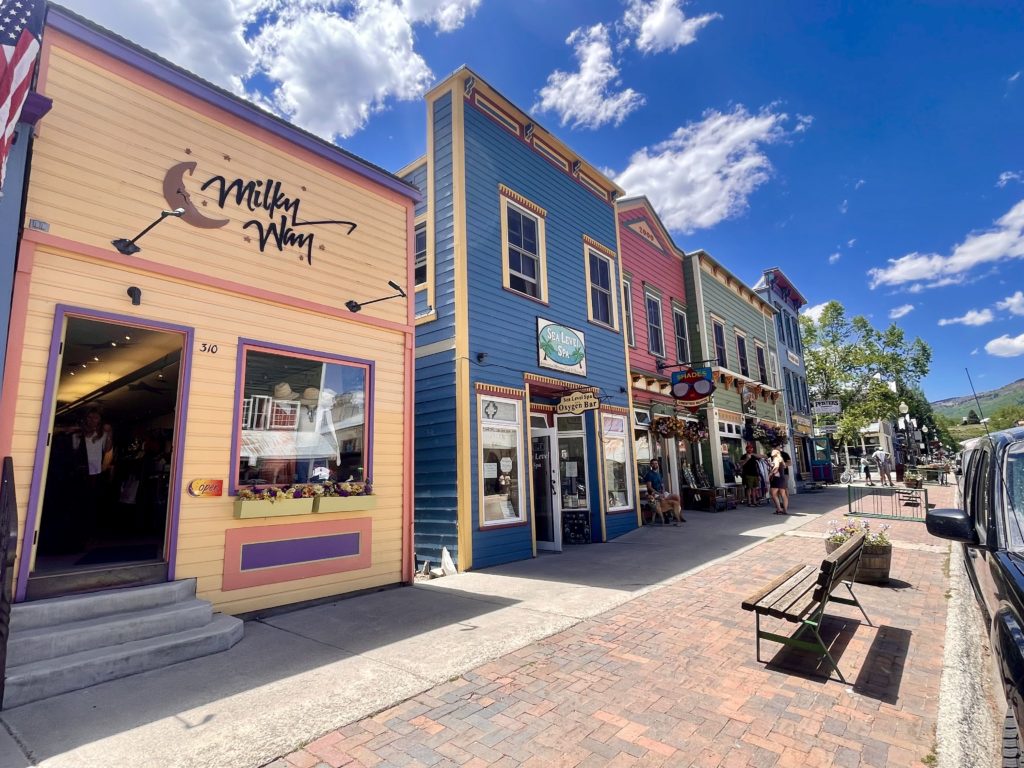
233, 497, 315, 519
312, 495, 378, 514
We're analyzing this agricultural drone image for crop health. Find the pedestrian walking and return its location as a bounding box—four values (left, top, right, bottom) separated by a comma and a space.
740, 444, 763, 507
872, 447, 894, 487
769, 449, 787, 514
860, 455, 875, 486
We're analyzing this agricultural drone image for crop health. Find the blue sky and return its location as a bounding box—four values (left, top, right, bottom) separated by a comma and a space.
62, 0, 1024, 400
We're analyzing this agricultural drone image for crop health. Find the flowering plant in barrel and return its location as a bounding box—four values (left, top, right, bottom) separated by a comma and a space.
825, 517, 892, 583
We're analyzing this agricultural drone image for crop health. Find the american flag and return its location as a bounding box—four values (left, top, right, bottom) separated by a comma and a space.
0, 0, 43, 191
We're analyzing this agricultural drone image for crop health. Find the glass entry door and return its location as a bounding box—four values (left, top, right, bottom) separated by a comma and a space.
27, 314, 185, 598
532, 428, 561, 551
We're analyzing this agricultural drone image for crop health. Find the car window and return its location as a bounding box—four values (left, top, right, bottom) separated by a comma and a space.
1005, 440, 1024, 551
972, 449, 990, 546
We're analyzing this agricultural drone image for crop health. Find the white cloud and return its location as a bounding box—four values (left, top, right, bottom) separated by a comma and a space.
867, 200, 1024, 290
847, 238, 856, 247
614, 105, 799, 233
998, 290, 1024, 316
998, 171, 1024, 188
854, 179, 866, 190
828, 252, 841, 264
971, 348, 979, 355
937, 309, 995, 326
839, 199, 848, 214
802, 302, 828, 323
622, 0, 721, 54
1011, 71, 1022, 84
401, 0, 481, 31
889, 304, 914, 319
534, 24, 645, 130
985, 332, 1024, 357
59, 0, 254, 92
58, 0, 478, 141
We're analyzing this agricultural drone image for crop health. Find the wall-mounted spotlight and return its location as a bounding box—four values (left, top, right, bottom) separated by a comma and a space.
127, 286, 142, 306
345, 280, 407, 313
112, 208, 185, 255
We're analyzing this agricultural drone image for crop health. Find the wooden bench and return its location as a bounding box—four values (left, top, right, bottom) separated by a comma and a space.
741, 532, 871, 682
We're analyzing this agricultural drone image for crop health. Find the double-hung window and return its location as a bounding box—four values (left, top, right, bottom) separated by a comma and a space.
623, 276, 635, 346
646, 291, 665, 357
673, 307, 689, 364
712, 320, 727, 369
735, 333, 750, 378
586, 248, 616, 328
755, 344, 768, 384
500, 189, 547, 302
775, 306, 786, 347
414, 221, 427, 286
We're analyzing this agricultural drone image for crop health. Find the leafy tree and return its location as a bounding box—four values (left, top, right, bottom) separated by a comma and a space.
990, 403, 1024, 430
965, 409, 980, 425
800, 301, 933, 448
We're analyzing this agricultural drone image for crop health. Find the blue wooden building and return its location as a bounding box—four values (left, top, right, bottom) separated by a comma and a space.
398, 68, 638, 572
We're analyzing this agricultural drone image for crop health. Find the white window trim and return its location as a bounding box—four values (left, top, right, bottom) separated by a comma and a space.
754, 342, 768, 385
602, 412, 633, 512
734, 329, 750, 378
584, 246, 619, 330
645, 290, 665, 358
711, 316, 728, 370
672, 305, 688, 364
478, 394, 526, 528
500, 195, 548, 303
623, 275, 635, 347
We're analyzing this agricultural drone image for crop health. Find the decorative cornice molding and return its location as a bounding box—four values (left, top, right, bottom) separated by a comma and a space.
499, 184, 547, 218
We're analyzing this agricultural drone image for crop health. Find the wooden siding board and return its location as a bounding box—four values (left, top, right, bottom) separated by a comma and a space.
461, 103, 636, 564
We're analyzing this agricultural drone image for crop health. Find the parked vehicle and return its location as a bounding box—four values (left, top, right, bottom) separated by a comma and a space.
926, 426, 1024, 767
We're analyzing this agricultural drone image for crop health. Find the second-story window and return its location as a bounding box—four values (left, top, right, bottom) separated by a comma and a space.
414, 221, 427, 286
623, 276, 635, 346
735, 333, 750, 378
500, 188, 548, 303
775, 306, 785, 347
673, 307, 688, 364
784, 370, 795, 409
507, 206, 539, 298
785, 315, 795, 349
712, 320, 727, 368
755, 344, 768, 384
646, 292, 664, 357
587, 249, 616, 328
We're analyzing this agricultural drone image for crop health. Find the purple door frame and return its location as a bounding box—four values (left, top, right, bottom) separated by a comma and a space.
15, 305, 194, 602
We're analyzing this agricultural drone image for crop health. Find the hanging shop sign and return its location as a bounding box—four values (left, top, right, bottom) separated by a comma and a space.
816, 425, 838, 435
537, 318, 587, 376
670, 367, 715, 411
163, 161, 357, 265
556, 391, 599, 415
741, 385, 758, 416
812, 399, 842, 415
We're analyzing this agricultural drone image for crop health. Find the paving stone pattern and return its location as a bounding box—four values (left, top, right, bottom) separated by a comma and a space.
279, 485, 955, 767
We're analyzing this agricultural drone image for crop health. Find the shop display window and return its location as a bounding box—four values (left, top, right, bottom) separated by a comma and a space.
602, 414, 633, 511
236, 347, 370, 488
480, 395, 525, 526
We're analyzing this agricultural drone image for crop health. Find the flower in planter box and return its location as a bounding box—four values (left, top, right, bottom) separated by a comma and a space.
826, 517, 891, 548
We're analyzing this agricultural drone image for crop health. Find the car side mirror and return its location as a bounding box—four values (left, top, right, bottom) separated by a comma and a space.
926, 508, 978, 544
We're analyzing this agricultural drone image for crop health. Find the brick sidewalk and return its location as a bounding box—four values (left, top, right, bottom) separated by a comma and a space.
277, 488, 953, 768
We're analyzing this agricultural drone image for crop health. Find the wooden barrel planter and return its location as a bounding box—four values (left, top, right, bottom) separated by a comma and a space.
826, 540, 892, 583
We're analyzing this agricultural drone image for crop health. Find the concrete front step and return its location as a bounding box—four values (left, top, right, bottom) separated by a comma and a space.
7, 599, 213, 667
3, 614, 244, 709
11, 578, 197, 632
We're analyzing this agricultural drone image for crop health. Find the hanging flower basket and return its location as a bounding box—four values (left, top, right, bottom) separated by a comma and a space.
751, 420, 788, 448
652, 416, 708, 442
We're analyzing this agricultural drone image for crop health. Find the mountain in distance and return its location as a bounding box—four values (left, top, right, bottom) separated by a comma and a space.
931, 377, 1024, 421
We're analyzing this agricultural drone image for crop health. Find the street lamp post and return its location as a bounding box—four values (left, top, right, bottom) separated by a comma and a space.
921, 425, 929, 462
898, 401, 911, 468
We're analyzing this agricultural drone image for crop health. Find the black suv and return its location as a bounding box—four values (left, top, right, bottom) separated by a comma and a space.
927, 426, 1024, 767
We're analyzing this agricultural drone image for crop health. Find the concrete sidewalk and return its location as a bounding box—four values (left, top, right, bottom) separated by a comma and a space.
0, 487, 934, 767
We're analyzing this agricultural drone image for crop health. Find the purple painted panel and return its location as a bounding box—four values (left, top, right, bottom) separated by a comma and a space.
240, 532, 361, 571
16, 305, 193, 601
229, 338, 375, 495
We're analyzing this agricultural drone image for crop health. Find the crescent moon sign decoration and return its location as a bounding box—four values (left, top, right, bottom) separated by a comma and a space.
163, 161, 230, 230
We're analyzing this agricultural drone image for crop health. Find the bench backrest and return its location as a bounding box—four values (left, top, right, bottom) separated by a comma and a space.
812, 532, 865, 603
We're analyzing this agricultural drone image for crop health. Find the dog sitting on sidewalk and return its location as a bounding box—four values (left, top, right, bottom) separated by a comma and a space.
644, 495, 686, 525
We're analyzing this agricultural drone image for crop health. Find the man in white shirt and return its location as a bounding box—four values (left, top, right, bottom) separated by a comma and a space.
872, 448, 894, 487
